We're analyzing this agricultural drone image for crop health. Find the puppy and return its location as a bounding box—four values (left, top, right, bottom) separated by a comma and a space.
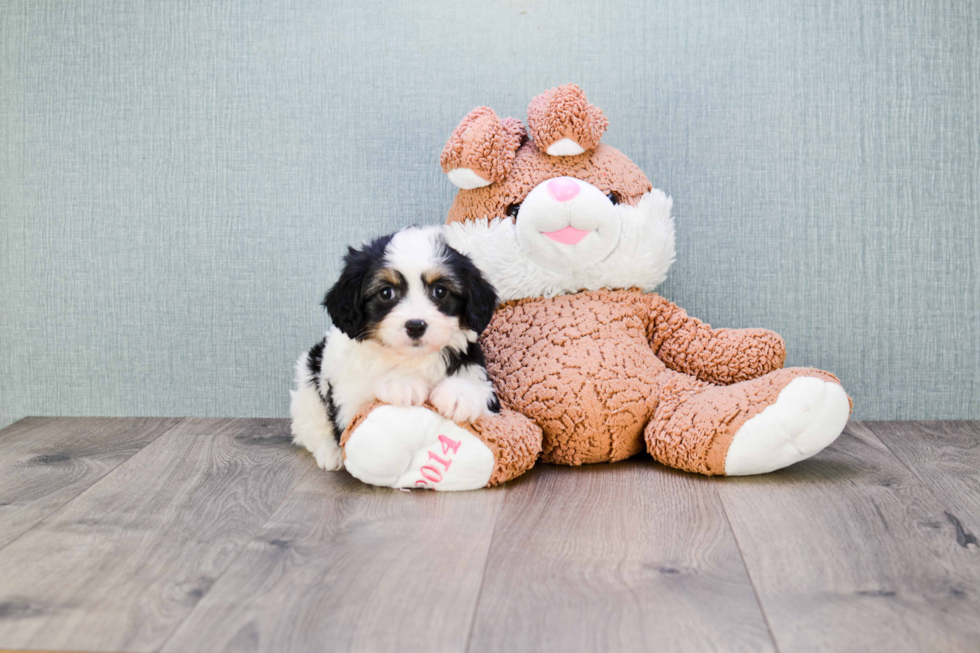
290, 226, 501, 471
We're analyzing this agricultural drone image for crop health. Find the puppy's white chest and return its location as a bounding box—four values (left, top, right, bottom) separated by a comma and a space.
322, 328, 448, 428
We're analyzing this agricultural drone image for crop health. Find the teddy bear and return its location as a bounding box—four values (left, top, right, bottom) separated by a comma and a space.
336, 84, 850, 491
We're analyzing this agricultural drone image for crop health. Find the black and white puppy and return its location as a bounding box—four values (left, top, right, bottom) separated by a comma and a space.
290, 226, 500, 471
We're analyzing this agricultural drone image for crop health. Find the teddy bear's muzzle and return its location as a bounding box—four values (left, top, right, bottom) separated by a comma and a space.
515, 176, 622, 271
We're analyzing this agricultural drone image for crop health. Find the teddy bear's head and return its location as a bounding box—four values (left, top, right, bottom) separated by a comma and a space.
441, 85, 675, 303
442, 84, 653, 221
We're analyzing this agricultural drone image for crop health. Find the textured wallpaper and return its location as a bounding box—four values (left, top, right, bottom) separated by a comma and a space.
1, 0, 978, 427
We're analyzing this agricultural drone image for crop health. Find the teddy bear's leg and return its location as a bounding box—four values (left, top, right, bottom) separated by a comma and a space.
645, 368, 850, 476
339, 401, 542, 491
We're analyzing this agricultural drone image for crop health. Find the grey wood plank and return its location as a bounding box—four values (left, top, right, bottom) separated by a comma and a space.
467, 461, 776, 653
866, 421, 980, 543
0, 418, 312, 653
162, 468, 507, 653
717, 421, 980, 653
0, 417, 181, 550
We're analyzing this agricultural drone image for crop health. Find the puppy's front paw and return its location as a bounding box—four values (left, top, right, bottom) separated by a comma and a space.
376, 377, 430, 407
313, 441, 344, 471
430, 377, 492, 423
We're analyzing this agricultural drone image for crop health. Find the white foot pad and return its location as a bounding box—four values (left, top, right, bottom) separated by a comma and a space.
344, 406, 495, 491
724, 377, 850, 476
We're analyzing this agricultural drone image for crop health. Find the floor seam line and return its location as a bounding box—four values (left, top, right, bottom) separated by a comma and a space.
462, 487, 507, 653
865, 422, 930, 487
717, 484, 783, 653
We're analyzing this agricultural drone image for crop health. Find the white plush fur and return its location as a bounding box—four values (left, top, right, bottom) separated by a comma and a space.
545, 138, 586, 156
446, 167, 492, 190
515, 177, 623, 272
724, 377, 850, 475
344, 405, 495, 491
290, 227, 497, 471
444, 189, 676, 302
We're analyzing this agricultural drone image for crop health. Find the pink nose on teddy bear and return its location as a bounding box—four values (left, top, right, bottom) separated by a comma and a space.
547, 178, 580, 202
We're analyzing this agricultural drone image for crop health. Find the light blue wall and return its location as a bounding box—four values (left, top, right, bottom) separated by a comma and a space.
2, 0, 978, 427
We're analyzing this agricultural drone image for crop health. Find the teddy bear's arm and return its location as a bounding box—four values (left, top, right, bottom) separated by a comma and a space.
644, 294, 786, 385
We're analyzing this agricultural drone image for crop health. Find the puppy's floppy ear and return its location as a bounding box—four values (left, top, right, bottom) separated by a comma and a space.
459, 259, 498, 334
322, 245, 370, 339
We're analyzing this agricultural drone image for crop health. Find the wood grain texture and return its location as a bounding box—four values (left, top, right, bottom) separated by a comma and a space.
0, 417, 181, 549
2, 418, 979, 653
717, 422, 980, 653
467, 461, 776, 653
162, 468, 506, 653
0, 418, 311, 653
867, 421, 980, 543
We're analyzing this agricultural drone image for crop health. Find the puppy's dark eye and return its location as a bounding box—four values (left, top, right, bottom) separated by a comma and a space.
378, 286, 395, 301
607, 192, 620, 205
432, 284, 448, 300
506, 203, 522, 219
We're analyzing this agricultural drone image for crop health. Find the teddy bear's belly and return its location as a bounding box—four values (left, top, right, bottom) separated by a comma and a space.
481, 291, 666, 465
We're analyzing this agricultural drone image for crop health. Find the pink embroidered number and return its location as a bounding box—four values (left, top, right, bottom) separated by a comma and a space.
415, 435, 461, 488
439, 434, 461, 455
427, 451, 452, 470
420, 466, 443, 483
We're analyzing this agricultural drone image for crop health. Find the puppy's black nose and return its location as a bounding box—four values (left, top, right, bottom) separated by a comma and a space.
405, 319, 427, 339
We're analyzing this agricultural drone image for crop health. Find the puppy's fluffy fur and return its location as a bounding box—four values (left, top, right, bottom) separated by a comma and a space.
290, 226, 500, 470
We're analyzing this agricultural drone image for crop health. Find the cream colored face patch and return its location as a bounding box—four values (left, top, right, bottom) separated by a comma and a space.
514, 176, 622, 273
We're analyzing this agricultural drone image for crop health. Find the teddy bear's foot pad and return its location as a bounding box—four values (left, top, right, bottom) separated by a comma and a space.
344, 405, 495, 491
724, 377, 849, 476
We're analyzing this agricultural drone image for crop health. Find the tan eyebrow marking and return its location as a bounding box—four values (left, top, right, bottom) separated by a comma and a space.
422, 268, 462, 294
365, 268, 407, 295
422, 270, 445, 286
378, 268, 405, 286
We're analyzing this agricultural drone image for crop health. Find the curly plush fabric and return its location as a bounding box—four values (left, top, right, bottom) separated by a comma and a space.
483, 290, 658, 464
342, 402, 543, 486
646, 366, 845, 475
526, 83, 608, 152
465, 408, 543, 486
480, 288, 802, 467
645, 293, 787, 385
439, 107, 526, 184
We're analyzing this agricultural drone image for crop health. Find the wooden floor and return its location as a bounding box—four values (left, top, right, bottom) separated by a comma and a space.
0, 419, 977, 653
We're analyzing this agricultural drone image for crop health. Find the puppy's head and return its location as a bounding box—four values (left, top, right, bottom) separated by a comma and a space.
323, 227, 498, 356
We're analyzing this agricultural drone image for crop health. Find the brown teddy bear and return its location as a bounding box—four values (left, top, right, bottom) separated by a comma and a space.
337, 84, 850, 490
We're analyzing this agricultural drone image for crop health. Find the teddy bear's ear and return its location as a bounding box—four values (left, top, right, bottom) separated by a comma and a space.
526, 84, 608, 156
440, 107, 526, 190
